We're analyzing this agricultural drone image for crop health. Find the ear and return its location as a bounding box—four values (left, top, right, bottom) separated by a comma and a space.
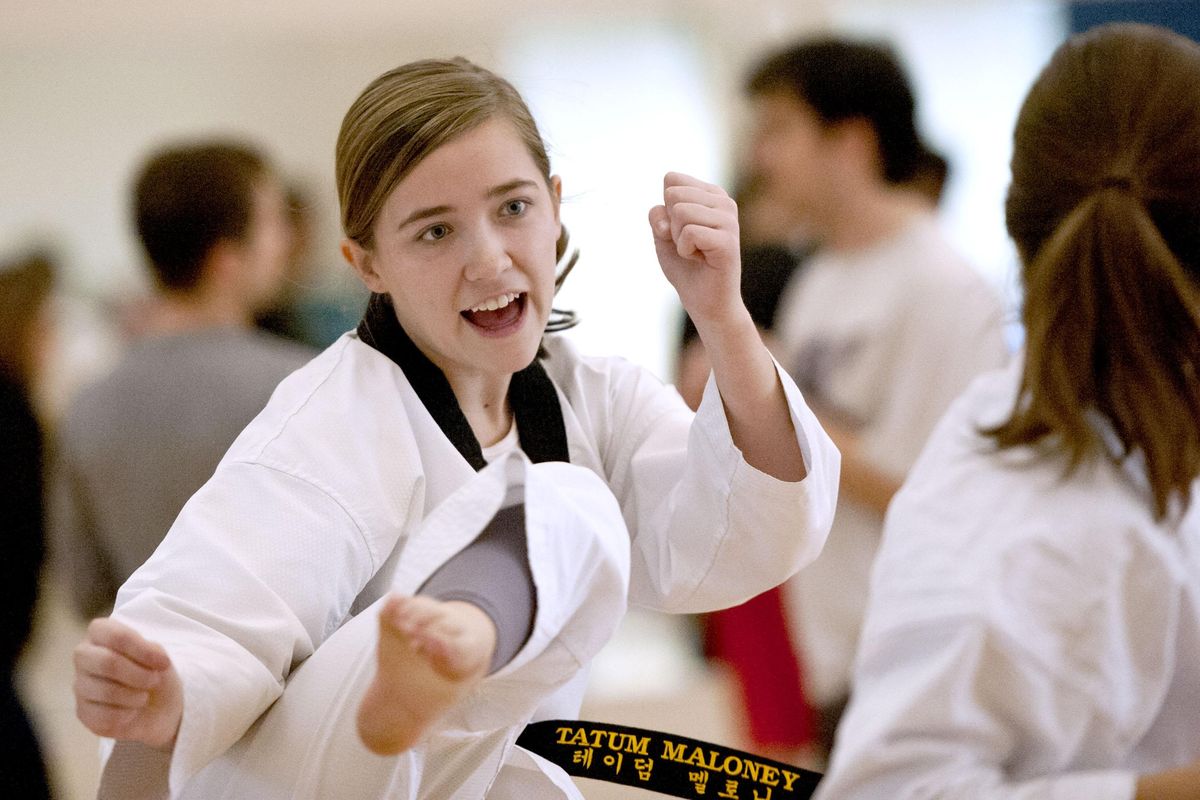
342, 238, 386, 294
834, 117, 884, 180
549, 174, 563, 231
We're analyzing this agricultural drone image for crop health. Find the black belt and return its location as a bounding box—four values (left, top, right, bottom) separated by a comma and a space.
518, 720, 822, 798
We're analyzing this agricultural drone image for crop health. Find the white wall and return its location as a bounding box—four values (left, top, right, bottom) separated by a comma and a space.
0, 32, 501, 298
504, 20, 724, 374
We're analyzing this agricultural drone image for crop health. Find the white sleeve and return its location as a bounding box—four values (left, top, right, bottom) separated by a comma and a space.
102, 460, 381, 796
601, 356, 839, 613
817, 615, 1137, 800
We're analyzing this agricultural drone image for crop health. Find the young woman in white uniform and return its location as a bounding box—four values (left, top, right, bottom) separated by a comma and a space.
816, 23, 1200, 800
71, 58, 839, 799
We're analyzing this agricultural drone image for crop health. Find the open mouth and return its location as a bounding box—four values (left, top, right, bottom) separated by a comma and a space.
461, 291, 526, 333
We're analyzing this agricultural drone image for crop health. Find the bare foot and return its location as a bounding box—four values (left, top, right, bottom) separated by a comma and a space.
356, 595, 498, 755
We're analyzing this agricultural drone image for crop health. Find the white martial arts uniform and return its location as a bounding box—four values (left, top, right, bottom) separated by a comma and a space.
98, 332, 839, 799
817, 361, 1200, 800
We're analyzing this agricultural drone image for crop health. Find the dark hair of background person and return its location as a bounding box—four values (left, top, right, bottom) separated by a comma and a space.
909, 149, 949, 207
746, 37, 938, 186
0, 252, 54, 393
0, 249, 54, 657
0, 250, 55, 799
989, 22, 1200, 520
133, 141, 270, 291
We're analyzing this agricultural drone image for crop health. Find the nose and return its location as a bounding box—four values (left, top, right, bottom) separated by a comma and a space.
463, 225, 513, 282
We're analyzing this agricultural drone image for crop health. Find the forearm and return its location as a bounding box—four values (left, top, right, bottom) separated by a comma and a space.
694, 309, 806, 481
835, 437, 902, 516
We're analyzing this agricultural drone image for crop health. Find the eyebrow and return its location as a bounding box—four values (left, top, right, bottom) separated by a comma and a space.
397, 179, 541, 230
399, 204, 452, 230
487, 178, 539, 198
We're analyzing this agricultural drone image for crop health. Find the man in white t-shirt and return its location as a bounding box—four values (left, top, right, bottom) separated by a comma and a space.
744, 36, 1010, 754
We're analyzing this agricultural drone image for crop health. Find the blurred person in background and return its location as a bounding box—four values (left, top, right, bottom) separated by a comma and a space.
746, 36, 1009, 757
819, 23, 1200, 799
674, 111, 955, 766
0, 250, 56, 799
254, 181, 367, 350
50, 140, 314, 620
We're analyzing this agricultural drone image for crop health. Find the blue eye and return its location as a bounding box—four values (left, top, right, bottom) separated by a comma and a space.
502, 199, 528, 217
420, 224, 450, 242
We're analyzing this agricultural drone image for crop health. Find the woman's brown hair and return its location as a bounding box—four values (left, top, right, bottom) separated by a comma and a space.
0, 252, 54, 393
991, 23, 1200, 519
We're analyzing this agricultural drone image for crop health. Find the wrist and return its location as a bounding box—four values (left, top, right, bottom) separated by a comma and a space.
690, 305, 757, 350
147, 714, 181, 752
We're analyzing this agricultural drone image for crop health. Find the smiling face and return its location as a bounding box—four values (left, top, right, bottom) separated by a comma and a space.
344, 117, 562, 386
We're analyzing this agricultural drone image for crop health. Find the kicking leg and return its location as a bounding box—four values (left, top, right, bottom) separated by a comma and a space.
356, 503, 535, 755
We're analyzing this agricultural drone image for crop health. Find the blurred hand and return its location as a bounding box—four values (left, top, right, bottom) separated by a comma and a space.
73, 617, 183, 750
649, 172, 744, 329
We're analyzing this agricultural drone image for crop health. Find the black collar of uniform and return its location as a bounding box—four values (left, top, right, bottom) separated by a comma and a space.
357, 292, 569, 470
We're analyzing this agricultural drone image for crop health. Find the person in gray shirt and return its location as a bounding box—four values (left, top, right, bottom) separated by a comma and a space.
52, 141, 315, 619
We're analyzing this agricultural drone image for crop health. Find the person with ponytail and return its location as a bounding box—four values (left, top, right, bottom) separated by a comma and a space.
72, 58, 839, 798
816, 23, 1200, 800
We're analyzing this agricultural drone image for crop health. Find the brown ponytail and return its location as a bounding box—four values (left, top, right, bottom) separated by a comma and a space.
991, 23, 1200, 520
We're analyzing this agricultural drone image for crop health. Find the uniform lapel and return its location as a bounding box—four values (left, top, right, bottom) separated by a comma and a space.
357, 292, 569, 470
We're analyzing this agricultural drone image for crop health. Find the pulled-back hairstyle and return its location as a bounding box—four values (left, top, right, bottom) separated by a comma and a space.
336, 58, 577, 329
133, 141, 269, 291
990, 23, 1200, 520
746, 37, 937, 185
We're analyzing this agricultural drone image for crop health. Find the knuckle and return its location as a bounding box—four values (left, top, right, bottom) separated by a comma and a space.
110, 627, 136, 650
98, 650, 122, 675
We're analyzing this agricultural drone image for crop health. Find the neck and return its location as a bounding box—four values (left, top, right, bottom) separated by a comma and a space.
446, 372, 514, 447
819, 183, 927, 255
143, 288, 253, 335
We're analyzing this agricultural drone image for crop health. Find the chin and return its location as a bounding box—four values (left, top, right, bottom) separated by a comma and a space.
509, 337, 545, 372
